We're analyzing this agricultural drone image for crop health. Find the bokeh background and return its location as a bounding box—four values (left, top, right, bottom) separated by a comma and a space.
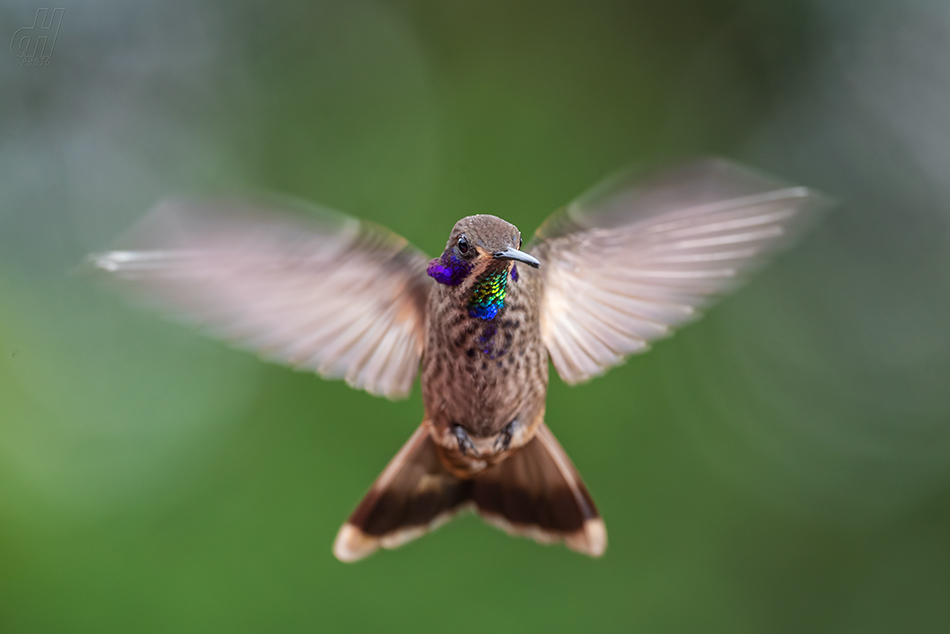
3, 0, 950, 631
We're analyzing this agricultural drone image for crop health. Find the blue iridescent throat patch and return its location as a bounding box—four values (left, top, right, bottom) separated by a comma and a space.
467, 269, 509, 320
426, 253, 471, 286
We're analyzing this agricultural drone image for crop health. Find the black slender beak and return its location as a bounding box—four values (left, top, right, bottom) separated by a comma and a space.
492, 247, 540, 269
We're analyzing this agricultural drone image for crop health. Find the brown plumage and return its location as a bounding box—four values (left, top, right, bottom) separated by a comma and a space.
421, 215, 549, 477
89, 159, 824, 562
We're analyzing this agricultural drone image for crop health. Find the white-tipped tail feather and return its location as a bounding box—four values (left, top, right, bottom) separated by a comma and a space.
333, 422, 605, 562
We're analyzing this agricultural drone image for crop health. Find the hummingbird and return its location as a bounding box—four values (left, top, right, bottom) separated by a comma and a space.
90, 159, 821, 562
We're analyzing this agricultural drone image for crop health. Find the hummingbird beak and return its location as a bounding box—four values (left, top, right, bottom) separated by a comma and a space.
492, 247, 540, 269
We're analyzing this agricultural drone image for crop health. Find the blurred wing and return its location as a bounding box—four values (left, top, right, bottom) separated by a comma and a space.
90, 197, 432, 399
531, 159, 826, 384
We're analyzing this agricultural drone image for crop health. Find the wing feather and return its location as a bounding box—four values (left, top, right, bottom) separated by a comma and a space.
90, 197, 431, 399
532, 159, 826, 384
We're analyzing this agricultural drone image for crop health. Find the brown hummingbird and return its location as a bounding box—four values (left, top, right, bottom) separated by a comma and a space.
90, 159, 821, 561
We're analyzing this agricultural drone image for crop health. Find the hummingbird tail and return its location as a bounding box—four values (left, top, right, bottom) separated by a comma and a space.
333, 422, 606, 562
470, 422, 606, 558
332, 424, 470, 562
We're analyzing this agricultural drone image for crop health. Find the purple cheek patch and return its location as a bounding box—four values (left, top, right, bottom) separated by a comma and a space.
427, 254, 471, 286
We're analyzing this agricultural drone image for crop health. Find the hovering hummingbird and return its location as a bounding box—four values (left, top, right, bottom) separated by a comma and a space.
91, 159, 821, 562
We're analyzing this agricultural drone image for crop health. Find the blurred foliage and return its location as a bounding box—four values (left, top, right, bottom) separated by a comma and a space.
2, 0, 950, 631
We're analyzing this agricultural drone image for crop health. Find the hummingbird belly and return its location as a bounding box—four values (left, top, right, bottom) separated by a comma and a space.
421, 304, 549, 476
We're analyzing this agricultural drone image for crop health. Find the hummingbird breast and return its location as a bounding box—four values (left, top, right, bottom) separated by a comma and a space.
421, 266, 549, 442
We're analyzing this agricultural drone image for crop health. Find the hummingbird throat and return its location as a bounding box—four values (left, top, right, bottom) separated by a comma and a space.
426, 253, 511, 321
467, 268, 509, 321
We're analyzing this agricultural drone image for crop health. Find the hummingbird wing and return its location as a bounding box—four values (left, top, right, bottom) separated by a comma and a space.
530, 159, 826, 384
89, 197, 431, 399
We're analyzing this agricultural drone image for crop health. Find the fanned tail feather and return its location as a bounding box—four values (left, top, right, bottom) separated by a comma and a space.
333, 423, 605, 562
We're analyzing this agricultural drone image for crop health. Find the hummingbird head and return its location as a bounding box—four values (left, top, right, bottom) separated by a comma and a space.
427, 215, 540, 320
427, 215, 539, 285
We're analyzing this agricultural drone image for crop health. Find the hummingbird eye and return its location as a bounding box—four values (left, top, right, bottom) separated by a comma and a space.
457, 235, 470, 255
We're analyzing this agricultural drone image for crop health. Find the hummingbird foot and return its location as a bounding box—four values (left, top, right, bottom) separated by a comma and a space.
453, 424, 478, 457
493, 420, 516, 452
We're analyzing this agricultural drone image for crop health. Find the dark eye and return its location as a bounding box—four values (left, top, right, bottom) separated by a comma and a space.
457, 235, 470, 254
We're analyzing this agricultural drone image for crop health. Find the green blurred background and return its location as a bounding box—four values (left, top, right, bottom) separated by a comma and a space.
3, 0, 950, 631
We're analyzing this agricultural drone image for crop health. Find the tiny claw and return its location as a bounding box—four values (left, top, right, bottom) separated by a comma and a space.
494, 420, 515, 452
453, 424, 477, 457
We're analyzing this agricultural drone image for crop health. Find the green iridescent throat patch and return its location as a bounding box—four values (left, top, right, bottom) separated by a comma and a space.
467, 269, 509, 320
